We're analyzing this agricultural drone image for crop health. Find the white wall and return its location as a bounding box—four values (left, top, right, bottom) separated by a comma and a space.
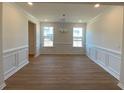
118, 6, 124, 89
86, 6, 123, 80
119, 35, 124, 89
3, 3, 41, 56
2, 3, 29, 80
40, 22, 86, 54
2, 3, 40, 80
0, 3, 6, 89
34, 21, 40, 57
3, 3, 28, 51
86, 6, 123, 52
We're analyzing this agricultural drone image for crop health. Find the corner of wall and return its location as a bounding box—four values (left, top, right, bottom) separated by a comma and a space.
118, 6, 124, 90
0, 2, 6, 90
0, 82, 6, 90
118, 82, 124, 90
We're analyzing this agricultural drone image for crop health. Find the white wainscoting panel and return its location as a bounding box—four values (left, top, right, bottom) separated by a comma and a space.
3, 52, 16, 77
18, 48, 28, 66
3, 46, 29, 80
109, 55, 121, 73
97, 49, 107, 66
0, 82, 6, 90
118, 83, 124, 89
86, 44, 121, 80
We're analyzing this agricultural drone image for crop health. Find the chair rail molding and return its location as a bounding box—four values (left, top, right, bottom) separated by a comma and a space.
86, 44, 121, 80
3, 46, 29, 80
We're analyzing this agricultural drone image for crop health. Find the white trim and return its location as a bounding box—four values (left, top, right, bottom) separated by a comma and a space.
86, 44, 121, 80
0, 82, 6, 90
3, 46, 29, 80
35, 54, 40, 57
118, 83, 124, 90
3, 45, 28, 54
4, 61, 29, 80
86, 44, 121, 56
5, 3, 39, 22
87, 6, 119, 24
88, 55, 120, 80
87, 12, 103, 24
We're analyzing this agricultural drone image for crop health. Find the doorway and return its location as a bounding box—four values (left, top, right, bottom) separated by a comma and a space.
28, 21, 36, 57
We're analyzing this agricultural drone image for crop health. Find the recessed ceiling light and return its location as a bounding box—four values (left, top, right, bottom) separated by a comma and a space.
27, 2, 33, 6
79, 20, 82, 23
94, 3, 100, 8
44, 19, 48, 22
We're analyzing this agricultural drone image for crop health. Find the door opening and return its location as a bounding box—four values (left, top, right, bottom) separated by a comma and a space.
28, 21, 36, 57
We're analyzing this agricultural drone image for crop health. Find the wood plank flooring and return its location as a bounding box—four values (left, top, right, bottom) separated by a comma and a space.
4, 55, 121, 90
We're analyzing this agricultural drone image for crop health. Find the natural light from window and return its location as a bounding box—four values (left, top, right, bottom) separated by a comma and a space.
73, 27, 83, 47
43, 27, 53, 47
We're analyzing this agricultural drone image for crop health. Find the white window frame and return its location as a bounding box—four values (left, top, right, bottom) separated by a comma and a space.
43, 26, 54, 47
73, 27, 83, 47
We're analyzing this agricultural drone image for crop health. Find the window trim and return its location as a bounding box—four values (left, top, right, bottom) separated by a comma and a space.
43, 26, 54, 47
73, 27, 83, 48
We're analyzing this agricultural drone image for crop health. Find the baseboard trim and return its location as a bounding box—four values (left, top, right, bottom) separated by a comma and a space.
4, 61, 29, 80
118, 83, 124, 90
87, 55, 119, 80
35, 54, 40, 58
0, 82, 6, 90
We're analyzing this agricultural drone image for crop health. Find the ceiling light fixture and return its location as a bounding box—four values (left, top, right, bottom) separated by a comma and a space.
79, 20, 82, 23
94, 3, 100, 8
28, 2, 33, 6
44, 19, 48, 22
60, 14, 67, 33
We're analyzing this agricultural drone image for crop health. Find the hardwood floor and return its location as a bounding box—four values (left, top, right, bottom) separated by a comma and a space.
4, 55, 121, 90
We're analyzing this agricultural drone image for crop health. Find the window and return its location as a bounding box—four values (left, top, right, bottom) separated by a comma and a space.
73, 27, 83, 47
43, 27, 53, 47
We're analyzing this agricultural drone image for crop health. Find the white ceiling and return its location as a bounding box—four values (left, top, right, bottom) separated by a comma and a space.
16, 3, 110, 23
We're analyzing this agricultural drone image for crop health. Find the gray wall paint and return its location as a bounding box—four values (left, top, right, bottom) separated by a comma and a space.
119, 6, 124, 89
2, 3, 41, 57
40, 22, 86, 54
0, 3, 5, 88
2, 3, 28, 51
86, 6, 123, 52
86, 6, 124, 89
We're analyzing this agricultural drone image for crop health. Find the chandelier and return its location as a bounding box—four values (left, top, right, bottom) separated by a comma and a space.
59, 14, 67, 33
